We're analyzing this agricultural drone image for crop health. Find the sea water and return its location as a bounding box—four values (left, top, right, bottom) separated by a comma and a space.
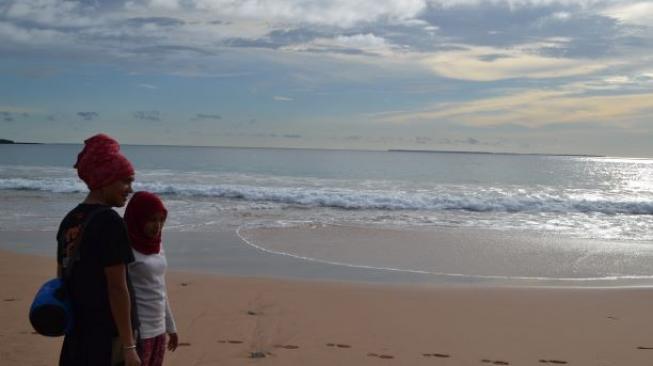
1, 144, 652, 282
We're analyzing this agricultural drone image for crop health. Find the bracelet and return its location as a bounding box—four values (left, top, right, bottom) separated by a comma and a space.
123, 345, 137, 350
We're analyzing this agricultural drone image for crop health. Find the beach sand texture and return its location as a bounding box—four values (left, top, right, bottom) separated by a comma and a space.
3, 249, 653, 365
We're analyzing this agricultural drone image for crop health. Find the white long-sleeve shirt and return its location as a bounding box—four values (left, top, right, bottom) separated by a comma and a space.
128, 248, 177, 339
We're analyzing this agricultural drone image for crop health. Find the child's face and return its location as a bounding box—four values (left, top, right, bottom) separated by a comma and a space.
143, 211, 166, 239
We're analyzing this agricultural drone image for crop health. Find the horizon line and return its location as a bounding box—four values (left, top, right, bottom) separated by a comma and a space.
2, 138, 651, 159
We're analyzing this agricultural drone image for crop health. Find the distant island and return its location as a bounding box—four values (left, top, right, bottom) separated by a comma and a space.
0, 138, 41, 145
388, 149, 603, 158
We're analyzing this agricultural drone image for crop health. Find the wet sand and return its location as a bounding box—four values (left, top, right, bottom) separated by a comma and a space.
3, 247, 653, 365
6, 225, 653, 287
239, 224, 653, 285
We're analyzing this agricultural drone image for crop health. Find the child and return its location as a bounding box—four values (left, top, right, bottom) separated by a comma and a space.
124, 191, 179, 366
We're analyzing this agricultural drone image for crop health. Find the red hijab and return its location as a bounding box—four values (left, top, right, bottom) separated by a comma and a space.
74, 134, 134, 190
124, 191, 167, 255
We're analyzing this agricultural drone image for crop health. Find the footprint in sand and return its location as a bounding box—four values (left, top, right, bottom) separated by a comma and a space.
547, 361, 568, 365
423, 353, 450, 358
274, 344, 299, 349
218, 339, 243, 344
3, 298, 17, 302
250, 351, 273, 358
180, 282, 190, 287
637, 346, 653, 350
367, 353, 394, 359
326, 343, 351, 348
178, 342, 191, 347
481, 360, 509, 365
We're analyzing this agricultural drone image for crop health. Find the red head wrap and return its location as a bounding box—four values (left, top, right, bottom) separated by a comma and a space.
74, 134, 134, 190
124, 191, 167, 255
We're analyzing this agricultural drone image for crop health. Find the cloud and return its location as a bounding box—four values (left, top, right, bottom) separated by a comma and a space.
3, 0, 98, 27
273, 96, 293, 101
192, 0, 428, 27
0, 0, 645, 82
1, 111, 14, 122
0, 21, 69, 47
376, 87, 653, 128
133, 111, 161, 121
137, 83, 158, 89
192, 113, 222, 121
0, 110, 32, 122
77, 112, 99, 121
124, 17, 186, 28
602, 2, 653, 26
282, 33, 397, 56
420, 42, 610, 81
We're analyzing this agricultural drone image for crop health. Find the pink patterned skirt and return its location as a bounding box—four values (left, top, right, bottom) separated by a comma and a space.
139, 333, 167, 366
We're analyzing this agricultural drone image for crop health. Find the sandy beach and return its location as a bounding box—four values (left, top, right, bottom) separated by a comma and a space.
3, 248, 653, 366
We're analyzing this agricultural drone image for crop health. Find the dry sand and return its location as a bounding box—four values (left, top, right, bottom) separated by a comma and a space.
3, 248, 653, 366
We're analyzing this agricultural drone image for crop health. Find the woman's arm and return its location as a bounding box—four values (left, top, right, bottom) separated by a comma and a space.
105, 263, 141, 366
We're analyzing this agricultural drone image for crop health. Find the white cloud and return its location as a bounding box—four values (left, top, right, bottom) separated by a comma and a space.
147, 0, 182, 10
427, 0, 607, 8
191, 0, 427, 27
273, 96, 293, 101
284, 33, 397, 55
420, 42, 610, 81
137, 83, 158, 89
602, 2, 653, 26
376, 87, 653, 128
4, 0, 99, 27
0, 21, 68, 45
552, 11, 572, 20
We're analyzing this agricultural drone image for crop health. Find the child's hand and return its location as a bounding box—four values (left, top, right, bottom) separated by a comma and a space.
167, 332, 179, 352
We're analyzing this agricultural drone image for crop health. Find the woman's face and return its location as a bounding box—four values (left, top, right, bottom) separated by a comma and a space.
143, 211, 166, 239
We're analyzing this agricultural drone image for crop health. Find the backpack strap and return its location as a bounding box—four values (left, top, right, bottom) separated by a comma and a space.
61, 206, 113, 280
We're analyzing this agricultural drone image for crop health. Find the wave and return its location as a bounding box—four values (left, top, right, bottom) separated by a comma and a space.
2, 178, 652, 215
0, 178, 87, 193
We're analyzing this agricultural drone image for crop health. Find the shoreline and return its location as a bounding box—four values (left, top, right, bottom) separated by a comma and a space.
4, 227, 653, 288
3, 249, 653, 365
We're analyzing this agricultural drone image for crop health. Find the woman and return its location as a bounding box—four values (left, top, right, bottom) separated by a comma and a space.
56, 134, 141, 366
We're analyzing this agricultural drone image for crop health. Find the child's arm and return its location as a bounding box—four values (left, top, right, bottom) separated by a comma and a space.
165, 298, 178, 351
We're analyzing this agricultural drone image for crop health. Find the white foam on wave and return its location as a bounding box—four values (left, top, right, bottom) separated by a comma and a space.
2, 177, 653, 215
0, 178, 86, 193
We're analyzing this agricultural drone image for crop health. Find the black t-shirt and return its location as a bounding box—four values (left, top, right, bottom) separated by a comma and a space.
56, 204, 137, 337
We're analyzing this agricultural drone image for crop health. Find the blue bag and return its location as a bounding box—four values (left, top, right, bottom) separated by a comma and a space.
29, 278, 73, 336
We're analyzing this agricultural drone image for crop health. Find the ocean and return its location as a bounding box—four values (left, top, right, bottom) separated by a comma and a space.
1, 143, 653, 283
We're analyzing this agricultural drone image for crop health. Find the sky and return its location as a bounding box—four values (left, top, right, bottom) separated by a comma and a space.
1, 0, 652, 157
